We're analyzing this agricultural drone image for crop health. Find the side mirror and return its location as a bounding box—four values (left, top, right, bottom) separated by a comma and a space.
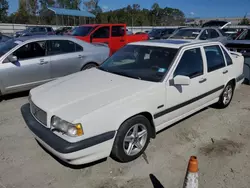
90, 35, 93, 43
172, 75, 191, 85
8, 55, 18, 63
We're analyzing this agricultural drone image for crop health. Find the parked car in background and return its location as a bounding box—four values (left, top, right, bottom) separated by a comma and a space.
70, 24, 149, 55
14, 26, 55, 37
202, 20, 231, 29
148, 28, 177, 39
0, 35, 109, 95
0, 33, 11, 44
235, 28, 250, 40
22, 40, 244, 165
168, 27, 228, 44
55, 27, 72, 35
225, 31, 250, 84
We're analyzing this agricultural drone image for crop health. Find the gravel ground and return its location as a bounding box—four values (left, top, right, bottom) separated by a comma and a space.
0, 85, 250, 188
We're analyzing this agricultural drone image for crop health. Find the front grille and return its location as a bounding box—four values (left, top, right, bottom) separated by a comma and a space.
30, 100, 47, 126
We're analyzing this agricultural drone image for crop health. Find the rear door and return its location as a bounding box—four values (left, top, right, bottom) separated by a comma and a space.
48, 39, 83, 78
201, 45, 227, 102
109, 25, 127, 54
1, 40, 51, 93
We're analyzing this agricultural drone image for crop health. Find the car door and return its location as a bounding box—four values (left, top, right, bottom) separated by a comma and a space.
201, 45, 227, 102
1, 40, 51, 93
109, 25, 127, 54
155, 47, 208, 126
48, 39, 83, 79
91, 26, 111, 45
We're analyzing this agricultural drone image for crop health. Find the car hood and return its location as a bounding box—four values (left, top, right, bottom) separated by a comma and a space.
30, 68, 154, 121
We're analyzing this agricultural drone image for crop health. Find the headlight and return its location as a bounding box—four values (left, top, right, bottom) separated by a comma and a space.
51, 116, 83, 137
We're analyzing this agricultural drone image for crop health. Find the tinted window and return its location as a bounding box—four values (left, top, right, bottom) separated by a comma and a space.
222, 47, 233, 65
93, 26, 110, 38
174, 48, 203, 78
204, 45, 226, 72
49, 40, 76, 55
30, 27, 38, 33
210, 29, 220, 38
38, 27, 46, 32
13, 41, 46, 60
200, 30, 209, 40
75, 43, 83, 52
237, 30, 250, 40
112, 26, 125, 37
98, 45, 178, 82
71, 26, 95, 36
46, 27, 52, 32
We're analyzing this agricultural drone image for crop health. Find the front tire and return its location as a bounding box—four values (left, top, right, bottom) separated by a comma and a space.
111, 115, 151, 163
216, 82, 234, 109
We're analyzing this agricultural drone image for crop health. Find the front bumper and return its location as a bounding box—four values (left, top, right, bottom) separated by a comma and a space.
21, 103, 116, 165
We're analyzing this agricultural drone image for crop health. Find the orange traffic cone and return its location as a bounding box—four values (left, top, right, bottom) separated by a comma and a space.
183, 156, 198, 188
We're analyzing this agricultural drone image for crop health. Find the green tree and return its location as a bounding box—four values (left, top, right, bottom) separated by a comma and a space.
83, 0, 102, 15
239, 16, 250, 25
0, 0, 9, 22
39, 0, 55, 10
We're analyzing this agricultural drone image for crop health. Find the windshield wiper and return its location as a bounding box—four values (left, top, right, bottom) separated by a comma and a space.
111, 71, 141, 80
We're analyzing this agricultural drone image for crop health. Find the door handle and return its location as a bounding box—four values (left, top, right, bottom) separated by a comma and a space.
78, 55, 83, 59
39, 59, 48, 65
199, 78, 207, 83
120, 39, 125, 42
223, 70, 228, 74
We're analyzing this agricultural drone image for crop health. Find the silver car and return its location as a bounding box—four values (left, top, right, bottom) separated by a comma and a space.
0, 35, 110, 95
168, 27, 228, 44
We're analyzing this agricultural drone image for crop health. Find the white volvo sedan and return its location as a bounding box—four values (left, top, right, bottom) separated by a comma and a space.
21, 40, 244, 165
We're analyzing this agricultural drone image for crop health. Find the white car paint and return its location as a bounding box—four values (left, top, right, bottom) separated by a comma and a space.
24, 40, 244, 165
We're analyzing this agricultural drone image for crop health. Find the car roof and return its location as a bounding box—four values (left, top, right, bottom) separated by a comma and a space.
13, 35, 78, 42
129, 39, 222, 49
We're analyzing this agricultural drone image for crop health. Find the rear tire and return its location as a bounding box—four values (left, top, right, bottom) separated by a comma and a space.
216, 82, 234, 109
81, 63, 97, 71
111, 115, 151, 163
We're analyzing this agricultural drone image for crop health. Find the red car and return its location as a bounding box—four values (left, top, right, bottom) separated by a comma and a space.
70, 24, 149, 55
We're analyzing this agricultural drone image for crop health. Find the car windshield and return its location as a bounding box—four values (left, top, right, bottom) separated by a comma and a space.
169, 29, 201, 39
0, 39, 21, 55
71, 26, 96, 36
98, 45, 178, 82
149, 29, 162, 36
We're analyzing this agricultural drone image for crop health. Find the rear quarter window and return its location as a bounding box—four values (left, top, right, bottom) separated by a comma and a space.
221, 47, 233, 65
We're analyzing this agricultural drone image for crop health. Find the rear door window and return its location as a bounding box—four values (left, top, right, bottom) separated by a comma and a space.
204, 45, 226, 72
209, 29, 220, 38
48, 40, 77, 55
221, 47, 233, 65
112, 26, 125, 37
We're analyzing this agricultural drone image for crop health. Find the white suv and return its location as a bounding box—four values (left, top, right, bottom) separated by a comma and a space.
21, 39, 244, 165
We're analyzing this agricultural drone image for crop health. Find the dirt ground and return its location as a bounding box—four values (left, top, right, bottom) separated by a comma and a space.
0, 85, 250, 188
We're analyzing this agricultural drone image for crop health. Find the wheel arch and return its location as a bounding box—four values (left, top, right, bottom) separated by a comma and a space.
81, 62, 99, 70
118, 111, 156, 139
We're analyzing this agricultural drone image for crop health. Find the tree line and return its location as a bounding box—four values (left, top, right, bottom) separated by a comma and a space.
0, 0, 185, 26
0, 0, 249, 26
